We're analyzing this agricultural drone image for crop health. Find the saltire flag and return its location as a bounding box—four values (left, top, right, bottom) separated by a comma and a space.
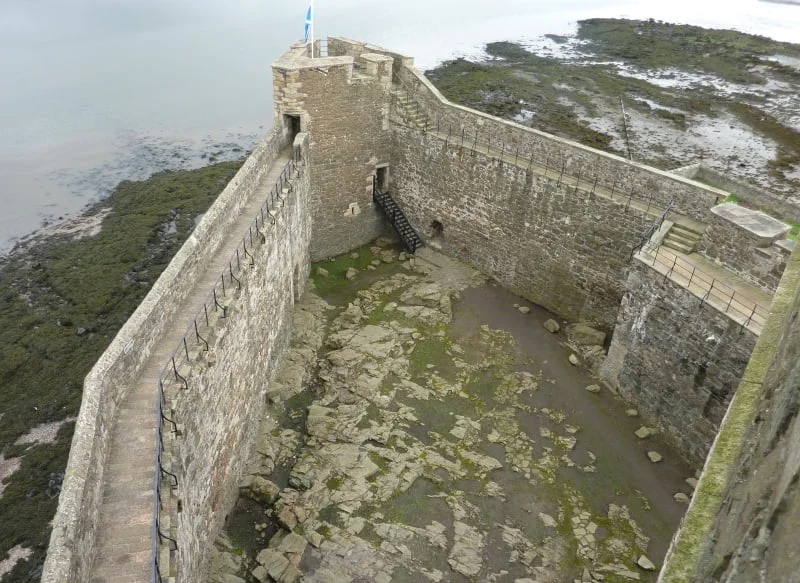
304, 4, 312, 43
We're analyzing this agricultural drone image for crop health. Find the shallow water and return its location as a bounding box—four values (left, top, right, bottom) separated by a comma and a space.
2, 0, 800, 251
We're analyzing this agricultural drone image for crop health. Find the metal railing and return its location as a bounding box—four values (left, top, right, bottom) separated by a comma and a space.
391, 88, 692, 219
644, 245, 770, 333
151, 146, 304, 582
630, 202, 675, 259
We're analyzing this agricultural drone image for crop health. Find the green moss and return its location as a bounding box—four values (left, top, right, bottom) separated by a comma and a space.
326, 476, 343, 490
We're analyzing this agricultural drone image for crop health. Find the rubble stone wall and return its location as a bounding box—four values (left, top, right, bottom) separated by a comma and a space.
391, 62, 722, 223
174, 134, 312, 581
273, 44, 395, 261
660, 246, 800, 582
697, 211, 789, 293
41, 127, 291, 583
391, 126, 653, 329
600, 259, 758, 465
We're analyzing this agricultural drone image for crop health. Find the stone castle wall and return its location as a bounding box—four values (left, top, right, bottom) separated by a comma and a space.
600, 260, 758, 465
273, 43, 394, 260
173, 135, 311, 580
393, 63, 723, 223
697, 211, 789, 294
41, 128, 297, 582
391, 126, 653, 328
659, 246, 800, 582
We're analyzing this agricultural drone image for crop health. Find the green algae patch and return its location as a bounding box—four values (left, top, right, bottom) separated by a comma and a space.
0, 160, 241, 581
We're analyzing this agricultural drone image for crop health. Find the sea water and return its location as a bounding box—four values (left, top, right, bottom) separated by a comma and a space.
1, 0, 799, 251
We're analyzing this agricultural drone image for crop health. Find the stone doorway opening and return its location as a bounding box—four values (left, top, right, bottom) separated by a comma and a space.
376, 165, 389, 194
284, 114, 301, 142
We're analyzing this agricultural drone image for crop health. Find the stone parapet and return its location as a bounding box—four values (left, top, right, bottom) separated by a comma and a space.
41, 127, 291, 583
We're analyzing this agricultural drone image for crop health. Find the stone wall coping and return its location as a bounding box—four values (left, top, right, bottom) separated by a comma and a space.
711, 202, 791, 243
272, 44, 354, 71
42, 127, 287, 582
398, 65, 728, 203
658, 245, 800, 581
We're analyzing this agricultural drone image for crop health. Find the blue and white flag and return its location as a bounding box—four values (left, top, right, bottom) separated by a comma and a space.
304, 4, 313, 43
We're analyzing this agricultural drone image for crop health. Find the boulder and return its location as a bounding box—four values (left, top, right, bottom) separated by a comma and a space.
345, 267, 358, 280
647, 451, 662, 463
566, 323, 607, 347
674, 492, 690, 504
637, 555, 656, 571
241, 476, 281, 505
315, 267, 329, 277
568, 354, 580, 366
634, 426, 655, 439
543, 319, 560, 333
585, 384, 601, 394
518, 306, 531, 314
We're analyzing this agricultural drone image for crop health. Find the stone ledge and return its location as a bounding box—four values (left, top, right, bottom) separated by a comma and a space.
710, 203, 790, 245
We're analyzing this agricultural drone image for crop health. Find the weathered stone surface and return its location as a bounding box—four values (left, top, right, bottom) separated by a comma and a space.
600, 262, 758, 465
316, 267, 329, 277
543, 319, 560, 333
585, 384, 601, 394
518, 306, 531, 314
637, 555, 656, 571
567, 323, 607, 347
241, 476, 280, 505
673, 492, 690, 504
346, 267, 359, 280
569, 354, 580, 366
685, 477, 698, 490
625, 409, 639, 417
634, 426, 655, 439
448, 521, 484, 577
647, 451, 663, 463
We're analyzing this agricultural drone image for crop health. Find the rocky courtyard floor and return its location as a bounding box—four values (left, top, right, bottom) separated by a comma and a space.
212, 239, 697, 583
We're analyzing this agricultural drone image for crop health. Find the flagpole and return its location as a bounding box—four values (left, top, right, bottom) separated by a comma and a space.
310, 0, 315, 58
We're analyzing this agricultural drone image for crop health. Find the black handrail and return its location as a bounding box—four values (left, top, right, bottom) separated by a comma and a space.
151, 145, 305, 582
391, 85, 711, 220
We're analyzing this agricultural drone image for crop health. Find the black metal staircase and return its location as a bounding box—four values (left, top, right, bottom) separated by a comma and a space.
373, 181, 423, 253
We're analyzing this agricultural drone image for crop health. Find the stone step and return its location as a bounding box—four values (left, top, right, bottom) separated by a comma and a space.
671, 223, 704, 239
666, 231, 699, 247
662, 239, 694, 254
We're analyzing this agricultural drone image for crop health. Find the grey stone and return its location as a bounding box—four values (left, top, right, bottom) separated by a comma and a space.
316, 267, 329, 277
569, 354, 580, 366
625, 409, 639, 417
585, 384, 601, 394
674, 492, 690, 504
241, 476, 280, 505
637, 555, 656, 571
686, 477, 699, 490
543, 319, 560, 333
634, 426, 654, 439
567, 323, 607, 346
350, 252, 360, 259
345, 267, 358, 280
518, 306, 531, 314
647, 451, 662, 463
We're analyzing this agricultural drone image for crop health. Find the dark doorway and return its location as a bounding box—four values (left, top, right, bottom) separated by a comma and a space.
376, 166, 389, 194
285, 114, 301, 141
430, 220, 444, 239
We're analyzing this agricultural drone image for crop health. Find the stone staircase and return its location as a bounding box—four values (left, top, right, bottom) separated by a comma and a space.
662, 223, 704, 254
373, 190, 424, 253
394, 91, 428, 130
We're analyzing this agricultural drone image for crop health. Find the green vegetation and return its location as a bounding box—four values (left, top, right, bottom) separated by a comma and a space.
0, 160, 241, 582
578, 18, 800, 85
426, 19, 800, 186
